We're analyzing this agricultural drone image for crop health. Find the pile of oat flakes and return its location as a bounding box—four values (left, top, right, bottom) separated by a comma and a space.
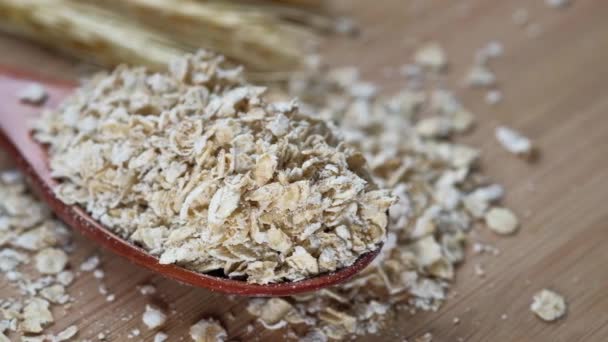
244, 47, 525, 339
0, 171, 79, 341
32, 51, 394, 284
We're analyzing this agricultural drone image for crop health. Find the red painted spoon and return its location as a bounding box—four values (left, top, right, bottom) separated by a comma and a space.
0, 66, 381, 296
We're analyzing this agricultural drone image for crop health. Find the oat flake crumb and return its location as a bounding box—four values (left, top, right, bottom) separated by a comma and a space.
128, 328, 140, 338
189, 318, 227, 342
18, 83, 47, 105
80, 255, 100, 272
143, 305, 167, 330
34, 248, 68, 275
139, 284, 157, 295
495, 126, 533, 157
415, 332, 434, 342
20, 298, 54, 333
531, 289, 567, 321
154, 332, 169, 342
414, 42, 447, 71
56, 270, 75, 286
54, 325, 79, 341
485, 90, 502, 105
465, 65, 496, 87
485, 207, 519, 235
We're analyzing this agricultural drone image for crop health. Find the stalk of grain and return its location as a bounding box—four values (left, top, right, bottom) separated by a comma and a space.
0, 0, 318, 73
85, 0, 317, 71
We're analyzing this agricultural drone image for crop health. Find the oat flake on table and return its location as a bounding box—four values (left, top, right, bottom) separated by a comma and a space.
189, 318, 227, 342
142, 305, 167, 330
17, 83, 47, 105
531, 289, 567, 321
33, 50, 395, 284
495, 126, 534, 157
0, 170, 79, 340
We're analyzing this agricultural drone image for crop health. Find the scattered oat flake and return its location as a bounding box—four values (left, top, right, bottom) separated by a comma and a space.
128, 328, 141, 338
415, 332, 434, 342
40, 284, 70, 304
139, 284, 157, 295
143, 305, 167, 330
189, 318, 227, 342
485, 207, 519, 235
483, 40, 504, 59
54, 325, 79, 341
546, 0, 570, 8
80, 255, 100, 272
247, 298, 293, 326
485, 90, 502, 105
56, 271, 75, 286
334, 16, 359, 35
414, 42, 447, 70
35, 248, 68, 274
98, 284, 108, 295
495, 126, 533, 157
18, 83, 47, 105
465, 65, 496, 87
93, 269, 104, 279
20, 298, 54, 333
531, 289, 567, 321
154, 332, 169, 342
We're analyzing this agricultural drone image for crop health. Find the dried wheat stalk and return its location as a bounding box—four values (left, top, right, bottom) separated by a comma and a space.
0, 0, 320, 73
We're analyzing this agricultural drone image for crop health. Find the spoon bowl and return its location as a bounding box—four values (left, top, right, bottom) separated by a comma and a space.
0, 66, 382, 296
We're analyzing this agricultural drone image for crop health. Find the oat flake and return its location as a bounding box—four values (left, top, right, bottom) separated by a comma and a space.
531, 289, 567, 321
485, 207, 519, 235
189, 318, 227, 342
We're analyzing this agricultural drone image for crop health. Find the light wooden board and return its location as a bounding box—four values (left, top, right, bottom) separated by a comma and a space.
0, 0, 607, 340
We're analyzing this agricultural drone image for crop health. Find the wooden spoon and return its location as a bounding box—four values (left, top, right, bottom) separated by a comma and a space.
0, 66, 381, 296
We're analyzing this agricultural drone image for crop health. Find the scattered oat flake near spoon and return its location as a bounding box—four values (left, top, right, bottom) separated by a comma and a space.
189, 318, 227, 342
495, 126, 534, 157
18, 82, 47, 105
414, 42, 447, 71
485, 207, 519, 235
142, 305, 167, 330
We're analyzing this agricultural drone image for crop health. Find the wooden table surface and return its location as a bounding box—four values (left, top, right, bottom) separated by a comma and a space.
1, 0, 607, 341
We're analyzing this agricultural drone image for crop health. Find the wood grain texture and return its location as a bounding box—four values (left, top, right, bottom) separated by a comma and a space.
0, 0, 607, 341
